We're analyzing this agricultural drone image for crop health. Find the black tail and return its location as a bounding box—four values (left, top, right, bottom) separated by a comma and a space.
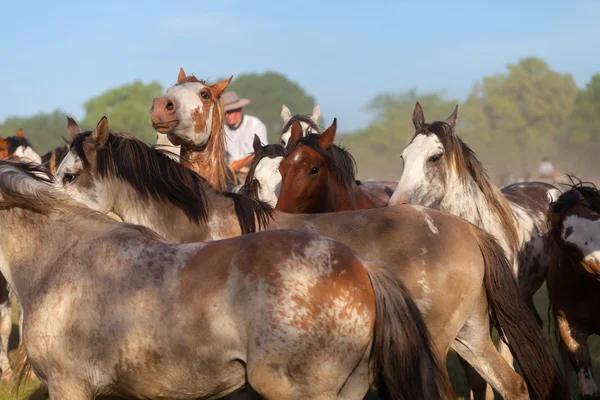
474, 228, 571, 399
366, 263, 455, 400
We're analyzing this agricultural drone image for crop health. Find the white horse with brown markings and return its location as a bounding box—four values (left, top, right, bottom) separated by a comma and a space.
52, 113, 570, 399
0, 159, 453, 400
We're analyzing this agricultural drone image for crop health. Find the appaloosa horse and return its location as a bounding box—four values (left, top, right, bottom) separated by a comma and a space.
277, 119, 396, 213
546, 179, 600, 399
388, 102, 562, 398
53, 115, 569, 399
2, 158, 451, 400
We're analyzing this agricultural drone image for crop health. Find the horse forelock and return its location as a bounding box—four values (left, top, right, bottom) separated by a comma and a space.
175, 75, 207, 86
241, 143, 286, 197
280, 114, 321, 136
420, 121, 520, 253
290, 134, 357, 190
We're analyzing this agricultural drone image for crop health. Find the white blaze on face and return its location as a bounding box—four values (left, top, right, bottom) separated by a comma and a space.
562, 214, 600, 264
254, 156, 283, 207
389, 134, 443, 206
165, 82, 213, 146
14, 146, 42, 164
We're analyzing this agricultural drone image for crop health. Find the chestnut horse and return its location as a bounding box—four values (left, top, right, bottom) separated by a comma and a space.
547, 179, 600, 399
279, 104, 321, 147
1, 159, 452, 400
53, 115, 570, 399
277, 119, 396, 213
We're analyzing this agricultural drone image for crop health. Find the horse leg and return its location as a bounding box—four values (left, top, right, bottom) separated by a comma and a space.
452, 289, 528, 400
459, 356, 494, 400
557, 315, 599, 399
0, 293, 12, 379
47, 378, 94, 400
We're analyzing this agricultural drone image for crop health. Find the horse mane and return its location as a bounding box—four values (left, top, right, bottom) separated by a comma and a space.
41, 145, 70, 174
240, 143, 286, 198
5, 136, 34, 155
290, 133, 359, 190
416, 121, 520, 253
71, 131, 273, 234
280, 114, 321, 137
176, 75, 207, 85
550, 176, 600, 216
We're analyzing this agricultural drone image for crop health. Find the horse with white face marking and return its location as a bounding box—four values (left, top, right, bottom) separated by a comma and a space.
546, 179, 600, 400
279, 104, 321, 147
150, 67, 235, 190
54, 115, 570, 399
389, 102, 562, 398
5, 129, 42, 164
2, 159, 454, 400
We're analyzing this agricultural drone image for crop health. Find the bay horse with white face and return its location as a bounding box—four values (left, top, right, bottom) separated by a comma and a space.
54, 115, 570, 399
546, 179, 600, 399
150, 68, 235, 190
1, 158, 453, 400
277, 119, 396, 213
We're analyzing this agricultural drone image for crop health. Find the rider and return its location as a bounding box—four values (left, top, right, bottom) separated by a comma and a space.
221, 91, 268, 172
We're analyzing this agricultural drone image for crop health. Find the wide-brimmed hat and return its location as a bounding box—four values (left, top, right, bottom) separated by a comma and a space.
221, 91, 251, 112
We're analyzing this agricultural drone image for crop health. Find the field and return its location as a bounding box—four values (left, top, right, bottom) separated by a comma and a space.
0, 286, 598, 399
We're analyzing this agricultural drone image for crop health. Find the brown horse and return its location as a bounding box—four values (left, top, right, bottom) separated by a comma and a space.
40, 137, 70, 175
0, 138, 8, 159
150, 67, 236, 190
54, 115, 570, 399
277, 119, 395, 213
547, 178, 600, 399
1, 159, 452, 400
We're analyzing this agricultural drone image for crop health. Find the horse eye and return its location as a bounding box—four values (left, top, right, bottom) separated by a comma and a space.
310, 167, 320, 175
63, 173, 77, 184
201, 91, 210, 100
428, 154, 442, 163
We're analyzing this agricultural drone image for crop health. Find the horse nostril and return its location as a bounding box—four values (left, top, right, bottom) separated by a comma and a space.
166, 101, 174, 112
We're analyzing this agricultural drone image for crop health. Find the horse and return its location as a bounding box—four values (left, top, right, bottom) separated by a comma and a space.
1, 159, 455, 400
0, 138, 8, 159
546, 178, 600, 399
5, 129, 42, 164
388, 102, 562, 398
40, 139, 70, 175
150, 67, 235, 191
280, 104, 321, 147
53, 115, 570, 399
276, 119, 396, 213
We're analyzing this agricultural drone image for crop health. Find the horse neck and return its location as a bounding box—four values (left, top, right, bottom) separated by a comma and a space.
110, 178, 241, 242
439, 171, 516, 259
0, 207, 107, 309
180, 103, 228, 191
322, 173, 378, 212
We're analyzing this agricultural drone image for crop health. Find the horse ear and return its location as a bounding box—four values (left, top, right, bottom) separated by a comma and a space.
446, 104, 459, 129
66, 116, 81, 140
210, 76, 233, 98
281, 104, 292, 125
317, 118, 337, 149
253, 134, 263, 153
289, 122, 304, 147
311, 104, 322, 124
61, 136, 71, 146
91, 116, 109, 148
178, 67, 187, 83
412, 102, 425, 131
16, 128, 25, 138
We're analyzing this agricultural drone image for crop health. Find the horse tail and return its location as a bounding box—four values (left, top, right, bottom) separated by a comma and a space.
365, 263, 454, 400
473, 227, 570, 399
11, 342, 36, 396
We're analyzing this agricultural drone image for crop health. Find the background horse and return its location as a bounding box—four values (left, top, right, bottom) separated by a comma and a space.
279, 104, 321, 147
1, 158, 451, 400
547, 178, 600, 399
5, 129, 42, 164
40, 139, 70, 175
54, 115, 570, 399
277, 119, 395, 213
389, 102, 562, 398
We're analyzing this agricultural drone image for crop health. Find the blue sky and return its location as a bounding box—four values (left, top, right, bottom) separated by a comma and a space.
3, 0, 599, 133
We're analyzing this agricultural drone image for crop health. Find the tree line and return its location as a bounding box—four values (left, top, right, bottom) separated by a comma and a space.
1, 57, 598, 183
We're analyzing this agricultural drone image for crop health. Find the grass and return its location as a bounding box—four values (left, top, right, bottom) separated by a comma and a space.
0, 286, 598, 399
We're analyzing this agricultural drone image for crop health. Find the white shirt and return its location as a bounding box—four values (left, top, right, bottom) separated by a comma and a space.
225, 115, 268, 163
538, 160, 554, 177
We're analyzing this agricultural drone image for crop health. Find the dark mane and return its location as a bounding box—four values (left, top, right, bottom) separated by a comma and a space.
414, 121, 520, 253
280, 114, 321, 137
240, 143, 286, 198
290, 134, 358, 190
71, 132, 273, 234
550, 176, 600, 216
5, 136, 34, 155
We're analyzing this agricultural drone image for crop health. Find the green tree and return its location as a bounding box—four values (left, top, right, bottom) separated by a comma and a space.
0, 109, 70, 154
461, 57, 578, 174
343, 89, 459, 180
223, 72, 317, 143
81, 81, 163, 143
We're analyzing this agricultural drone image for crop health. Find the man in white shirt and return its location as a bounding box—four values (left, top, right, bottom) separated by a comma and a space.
221, 91, 268, 171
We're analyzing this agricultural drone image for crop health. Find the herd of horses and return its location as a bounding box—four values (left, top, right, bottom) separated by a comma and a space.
0, 67, 598, 399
